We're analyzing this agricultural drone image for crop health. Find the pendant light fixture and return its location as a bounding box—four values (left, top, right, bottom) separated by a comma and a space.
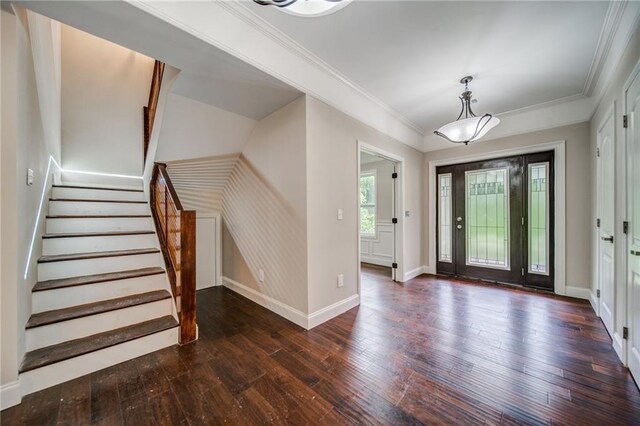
253, 0, 351, 17
434, 76, 500, 145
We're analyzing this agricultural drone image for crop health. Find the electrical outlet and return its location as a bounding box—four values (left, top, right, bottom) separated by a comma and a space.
26, 168, 34, 186
258, 269, 265, 283
337, 274, 344, 288
337, 209, 343, 220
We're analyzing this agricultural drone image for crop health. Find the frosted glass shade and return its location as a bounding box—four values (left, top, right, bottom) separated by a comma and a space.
281, 0, 353, 17
435, 114, 500, 144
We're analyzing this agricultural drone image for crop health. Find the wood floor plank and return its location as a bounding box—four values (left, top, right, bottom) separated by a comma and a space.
2, 264, 639, 425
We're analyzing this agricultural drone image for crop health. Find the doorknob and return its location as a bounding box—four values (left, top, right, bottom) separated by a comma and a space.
456, 224, 463, 230
456, 217, 463, 222
601, 235, 614, 243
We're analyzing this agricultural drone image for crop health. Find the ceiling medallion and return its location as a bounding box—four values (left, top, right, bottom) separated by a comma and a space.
434, 76, 500, 145
253, 0, 352, 17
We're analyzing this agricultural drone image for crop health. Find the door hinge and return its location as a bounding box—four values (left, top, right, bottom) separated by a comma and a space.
392, 218, 398, 224
597, 147, 600, 157
623, 115, 628, 129
623, 326, 629, 340
392, 172, 398, 179
597, 289, 601, 298
521, 268, 525, 276
392, 262, 398, 269
623, 221, 629, 234
521, 217, 525, 226
597, 218, 601, 228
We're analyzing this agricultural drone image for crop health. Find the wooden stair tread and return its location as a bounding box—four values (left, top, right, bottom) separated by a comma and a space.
38, 248, 160, 263
33, 267, 165, 292
26, 290, 171, 328
43, 230, 155, 239
20, 315, 177, 373
46, 214, 151, 219
52, 184, 143, 193
50, 198, 147, 204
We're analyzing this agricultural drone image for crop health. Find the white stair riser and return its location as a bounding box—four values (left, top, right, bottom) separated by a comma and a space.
38, 253, 163, 281
32, 273, 168, 313
26, 299, 173, 351
60, 173, 143, 191
46, 217, 154, 233
49, 201, 149, 216
20, 327, 178, 396
43, 234, 158, 255
52, 187, 145, 202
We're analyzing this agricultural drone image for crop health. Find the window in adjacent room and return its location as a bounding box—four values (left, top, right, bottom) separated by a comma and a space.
360, 171, 376, 237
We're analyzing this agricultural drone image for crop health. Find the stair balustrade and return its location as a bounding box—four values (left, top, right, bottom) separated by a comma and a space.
143, 60, 165, 162
150, 163, 197, 344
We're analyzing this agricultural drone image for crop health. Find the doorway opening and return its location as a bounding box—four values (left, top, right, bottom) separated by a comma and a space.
358, 144, 403, 284
436, 151, 555, 290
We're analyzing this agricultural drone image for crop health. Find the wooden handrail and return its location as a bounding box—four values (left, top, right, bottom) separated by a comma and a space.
150, 162, 196, 344
143, 60, 165, 163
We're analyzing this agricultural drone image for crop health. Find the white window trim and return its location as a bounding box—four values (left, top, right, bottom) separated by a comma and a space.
360, 169, 378, 239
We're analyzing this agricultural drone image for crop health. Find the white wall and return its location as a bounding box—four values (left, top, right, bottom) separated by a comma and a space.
590, 24, 640, 359
156, 93, 256, 162
61, 24, 153, 176
423, 122, 592, 292
222, 97, 308, 315
1, 7, 61, 407
306, 96, 424, 314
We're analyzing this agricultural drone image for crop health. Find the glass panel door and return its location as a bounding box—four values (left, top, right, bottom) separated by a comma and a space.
436, 151, 554, 289
465, 168, 510, 269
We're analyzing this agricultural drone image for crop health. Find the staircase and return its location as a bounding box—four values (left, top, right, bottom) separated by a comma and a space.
19, 183, 179, 395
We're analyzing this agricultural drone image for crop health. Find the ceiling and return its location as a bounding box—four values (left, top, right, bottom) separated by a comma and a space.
18, 0, 302, 120
248, 0, 610, 133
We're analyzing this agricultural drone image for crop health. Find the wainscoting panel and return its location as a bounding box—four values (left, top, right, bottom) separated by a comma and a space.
360, 221, 394, 267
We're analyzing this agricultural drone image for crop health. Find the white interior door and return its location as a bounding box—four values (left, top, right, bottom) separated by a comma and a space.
626, 69, 640, 383
597, 107, 616, 336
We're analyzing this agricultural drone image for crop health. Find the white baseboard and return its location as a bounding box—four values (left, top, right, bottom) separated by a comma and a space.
402, 265, 429, 282
589, 290, 599, 316
360, 255, 392, 267
308, 294, 360, 329
222, 276, 360, 330
221, 276, 308, 329
0, 381, 21, 410
565, 286, 591, 301
613, 332, 625, 363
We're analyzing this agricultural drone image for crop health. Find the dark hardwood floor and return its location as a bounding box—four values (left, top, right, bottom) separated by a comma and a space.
2, 264, 640, 425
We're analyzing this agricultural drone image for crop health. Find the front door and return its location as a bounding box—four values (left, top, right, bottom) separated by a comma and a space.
437, 151, 554, 290
626, 67, 640, 384
597, 106, 616, 337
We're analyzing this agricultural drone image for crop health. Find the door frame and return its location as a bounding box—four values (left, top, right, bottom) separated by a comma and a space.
595, 101, 617, 343
624, 58, 640, 368
428, 140, 567, 295
357, 140, 405, 296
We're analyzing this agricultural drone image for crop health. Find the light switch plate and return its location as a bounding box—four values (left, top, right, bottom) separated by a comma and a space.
337, 274, 344, 288
258, 269, 265, 283
337, 209, 343, 220
27, 168, 34, 186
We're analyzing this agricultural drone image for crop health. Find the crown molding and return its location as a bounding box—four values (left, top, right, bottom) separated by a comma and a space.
582, 0, 628, 97
125, 0, 425, 151
217, 0, 426, 136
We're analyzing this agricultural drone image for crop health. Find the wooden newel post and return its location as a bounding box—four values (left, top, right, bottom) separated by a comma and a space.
179, 210, 197, 344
